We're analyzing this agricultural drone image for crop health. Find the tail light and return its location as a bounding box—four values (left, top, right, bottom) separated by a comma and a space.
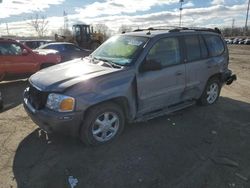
56, 55, 61, 63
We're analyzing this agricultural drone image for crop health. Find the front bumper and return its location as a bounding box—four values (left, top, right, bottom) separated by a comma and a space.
222, 70, 237, 85
23, 91, 83, 137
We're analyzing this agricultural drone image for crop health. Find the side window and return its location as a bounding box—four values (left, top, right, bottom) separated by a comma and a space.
0, 42, 22, 55
146, 37, 180, 67
0, 42, 5, 55
199, 35, 208, 58
204, 35, 225, 57
66, 44, 81, 51
184, 35, 201, 62
49, 45, 65, 52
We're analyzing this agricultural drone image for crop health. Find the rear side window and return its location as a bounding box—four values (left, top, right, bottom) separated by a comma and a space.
204, 35, 225, 57
0, 42, 22, 55
46, 44, 65, 52
65, 44, 81, 51
199, 35, 208, 58
184, 35, 201, 62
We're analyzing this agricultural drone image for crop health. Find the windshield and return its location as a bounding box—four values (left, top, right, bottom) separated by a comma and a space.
91, 35, 148, 66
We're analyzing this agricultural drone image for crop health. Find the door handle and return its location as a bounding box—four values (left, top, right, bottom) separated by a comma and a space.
175, 71, 183, 76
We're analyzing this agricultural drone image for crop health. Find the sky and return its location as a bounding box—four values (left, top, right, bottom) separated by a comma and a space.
0, 0, 248, 36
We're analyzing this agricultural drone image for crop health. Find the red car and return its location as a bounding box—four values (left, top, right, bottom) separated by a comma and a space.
0, 38, 61, 81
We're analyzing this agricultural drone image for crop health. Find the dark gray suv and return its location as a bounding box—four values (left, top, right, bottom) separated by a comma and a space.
23, 27, 236, 145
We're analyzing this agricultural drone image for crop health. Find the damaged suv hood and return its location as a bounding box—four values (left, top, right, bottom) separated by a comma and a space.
29, 58, 121, 92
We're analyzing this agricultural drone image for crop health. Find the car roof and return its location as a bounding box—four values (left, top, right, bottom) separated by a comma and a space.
38, 42, 78, 49
0, 38, 18, 42
121, 27, 221, 38
45, 42, 75, 45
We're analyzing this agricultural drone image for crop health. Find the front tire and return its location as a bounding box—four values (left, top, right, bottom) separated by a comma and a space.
199, 78, 221, 105
80, 102, 125, 146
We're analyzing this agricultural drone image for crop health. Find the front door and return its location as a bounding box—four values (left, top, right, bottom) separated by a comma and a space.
1, 42, 36, 75
137, 37, 186, 114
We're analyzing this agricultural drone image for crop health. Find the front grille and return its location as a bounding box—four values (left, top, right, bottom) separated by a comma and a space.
28, 85, 48, 110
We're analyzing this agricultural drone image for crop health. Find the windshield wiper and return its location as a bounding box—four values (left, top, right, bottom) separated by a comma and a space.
93, 57, 123, 69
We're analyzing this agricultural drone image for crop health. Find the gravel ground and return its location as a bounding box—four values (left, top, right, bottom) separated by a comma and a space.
0, 45, 250, 188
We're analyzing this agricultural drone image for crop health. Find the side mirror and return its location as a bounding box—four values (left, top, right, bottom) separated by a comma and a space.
141, 59, 162, 72
22, 49, 29, 56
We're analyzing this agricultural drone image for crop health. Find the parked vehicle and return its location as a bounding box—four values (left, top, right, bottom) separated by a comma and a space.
0, 38, 61, 81
20, 40, 54, 49
238, 38, 246, 44
244, 39, 250, 45
55, 24, 104, 50
38, 42, 91, 62
233, 38, 240, 44
225, 39, 233, 44
23, 27, 236, 145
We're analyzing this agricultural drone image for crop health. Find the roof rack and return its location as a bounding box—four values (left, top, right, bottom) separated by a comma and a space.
132, 26, 221, 34
169, 27, 221, 34
133, 27, 172, 32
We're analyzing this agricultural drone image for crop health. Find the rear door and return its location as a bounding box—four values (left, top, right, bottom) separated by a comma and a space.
137, 37, 186, 114
0, 42, 37, 75
184, 34, 226, 100
183, 35, 211, 100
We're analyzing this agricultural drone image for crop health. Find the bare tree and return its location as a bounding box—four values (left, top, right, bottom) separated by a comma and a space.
27, 13, 49, 37
93, 24, 109, 36
118, 25, 132, 33
221, 27, 249, 37
57, 27, 72, 36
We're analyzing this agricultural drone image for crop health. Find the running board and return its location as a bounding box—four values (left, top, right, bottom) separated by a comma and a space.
135, 100, 196, 122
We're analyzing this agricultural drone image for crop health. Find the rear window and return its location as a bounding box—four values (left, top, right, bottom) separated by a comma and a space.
204, 35, 225, 57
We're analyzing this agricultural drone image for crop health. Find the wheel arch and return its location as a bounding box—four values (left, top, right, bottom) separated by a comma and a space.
84, 96, 131, 122
207, 73, 223, 83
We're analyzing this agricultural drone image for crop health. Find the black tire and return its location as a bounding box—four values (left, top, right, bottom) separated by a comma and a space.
199, 78, 221, 105
80, 102, 125, 146
0, 100, 3, 110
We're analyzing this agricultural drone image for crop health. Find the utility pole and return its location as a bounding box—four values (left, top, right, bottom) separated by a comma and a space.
231, 18, 235, 36
6, 22, 9, 35
63, 10, 69, 33
245, 0, 250, 35
179, 0, 184, 27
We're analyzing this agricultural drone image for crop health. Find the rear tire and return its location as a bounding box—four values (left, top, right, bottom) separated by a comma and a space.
199, 78, 221, 105
80, 102, 125, 146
